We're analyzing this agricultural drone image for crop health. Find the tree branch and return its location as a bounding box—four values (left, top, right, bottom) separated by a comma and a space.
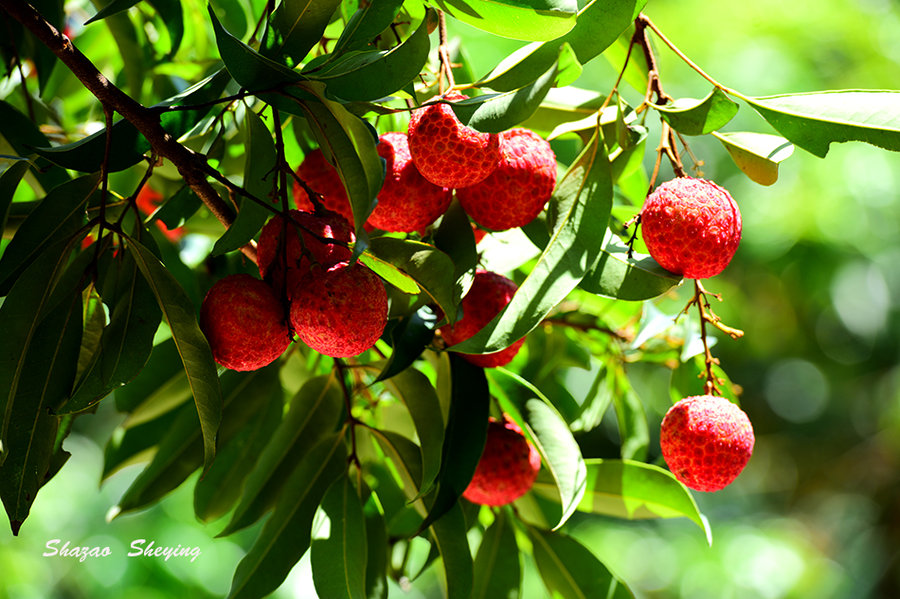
1, 0, 257, 263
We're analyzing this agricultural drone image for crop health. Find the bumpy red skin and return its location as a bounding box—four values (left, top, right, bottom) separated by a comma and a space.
368, 132, 453, 232
660, 395, 755, 492
289, 262, 388, 357
407, 93, 501, 189
463, 418, 541, 506
293, 149, 354, 225
199, 274, 291, 371
257, 209, 353, 299
457, 128, 557, 231
640, 177, 742, 279
440, 270, 525, 368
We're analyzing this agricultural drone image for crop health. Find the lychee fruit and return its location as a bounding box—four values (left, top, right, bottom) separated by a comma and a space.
457, 128, 557, 231
660, 394, 755, 492
293, 149, 354, 225
439, 270, 525, 368
367, 132, 453, 232
463, 417, 541, 506
289, 262, 388, 357
199, 274, 291, 371
136, 185, 185, 242
257, 209, 353, 299
639, 177, 742, 279
407, 92, 501, 189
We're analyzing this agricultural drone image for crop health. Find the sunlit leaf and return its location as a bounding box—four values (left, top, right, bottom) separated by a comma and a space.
311, 476, 368, 599
713, 131, 794, 186
652, 88, 739, 135
429, 501, 474, 599
579, 230, 682, 300
332, 0, 405, 53
433, 0, 577, 41
263, 0, 342, 67
472, 510, 521, 599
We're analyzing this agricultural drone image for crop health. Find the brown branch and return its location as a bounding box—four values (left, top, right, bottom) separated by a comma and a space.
1, 0, 257, 263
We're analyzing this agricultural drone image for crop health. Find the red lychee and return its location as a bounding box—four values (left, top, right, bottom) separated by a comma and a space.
257, 209, 353, 299
660, 394, 755, 492
289, 262, 388, 357
407, 92, 501, 189
457, 128, 557, 231
293, 149, 354, 225
199, 274, 291, 371
463, 417, 541, 506
367, 132, 452, 232
439, 270, 525, 368
136, 185, 185, 242
640, 177, 742, 279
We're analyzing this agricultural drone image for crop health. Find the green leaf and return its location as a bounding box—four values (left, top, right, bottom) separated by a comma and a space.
212, 108, 277, 256
218, 373, 344, 536
432, 198, 478, 284
366, 237, 461, 323
311, 476, 368, 599
226, 432, 348, 599
670, 353, 740, 405
116, 338, 192, 423
332, 0, 405, 53
433, 0, 577, 41
362, 492, 389, 599
263, 0, 342, 67
429, 501, 474, 599
472, 510, 521, 599
358, 251, 421, 294
579, 230, 682, 300
417, 355, 489, 532
208, 4, 305, 92
370, 428, 425, 503
530, 527, 634, 599
610, 367, 647, 461
450, 48, 564, 133
102, 410, 179, 481
450, 130, 612, 355
150, 0, 185, 58
312, 15, 430, 102
742, 90, 900, 158
383, 368, 445, 497
652, 88, 739, 136
0, 101, 69, 191
713, 131, 794, 186
376, 309, 437, 382
123, 237, 222, 474
0, 159, 30, 235
552, 458, 712, 545
0, 174, 96, 295
61, 249, 163, 414
478, 0, 646, 91
85, 0, 141, 24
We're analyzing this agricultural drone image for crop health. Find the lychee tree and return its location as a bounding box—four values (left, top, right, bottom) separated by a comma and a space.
0, 0, 898, 598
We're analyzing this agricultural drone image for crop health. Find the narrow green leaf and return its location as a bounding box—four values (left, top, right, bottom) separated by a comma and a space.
429, 501, 474, 599
472, 510, 521, 599
369, 428, 424, 505
149, 0, 185, 58
432, 198, 478, 284
0, 160, 30, 235
226, 432, 348, 599
433, 0, 577, 41
742, 90, 900, 157
85, 0, 141, 24
358, 251, 421, 294
219, 373, 344, 536
117, 339, 192, 423
479, 0, 646, 91
311, 476, 368, 599
263, 0, 342, 67
313, 15, 430, 101
530, 527, 634, 599
363, 492, 389, 599
417, 355, 489, 532
102, 410, 179, 481
450, 50, 562, 133
383, 368, 445, 497
367, 237, 461, 323
208, 3, 305, 92
519, 87, 607, 139
579, 230, 682, 300
123, 236, 222, 473
450, 130, 612, 355
0, 101, 69, 190
0, 174, 96, 295
652, 88, 739, 136
332, 0, 405, 53
713, 131, 794, 186
376, 309, 437, 382
212, 108, 277, 256
610, 368, 647, 461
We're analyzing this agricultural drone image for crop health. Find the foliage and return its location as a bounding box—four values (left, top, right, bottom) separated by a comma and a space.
0, 0, 898, 597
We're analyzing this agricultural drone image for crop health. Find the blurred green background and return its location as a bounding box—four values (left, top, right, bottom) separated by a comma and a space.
2, 0, 900, 597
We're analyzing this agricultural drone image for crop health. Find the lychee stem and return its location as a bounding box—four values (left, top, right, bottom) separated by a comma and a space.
683, 280, 745, 395
335, 359, 362, 470
436, 11, 456, 93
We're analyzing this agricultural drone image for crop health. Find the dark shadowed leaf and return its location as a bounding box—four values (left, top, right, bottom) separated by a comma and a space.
0, 101, 69, 190
102, 409, 180, 480
472, 510, 521, 599
530, 527, 635, 599
376, 309, 438, 382
449, 130, 612, 355
429, 501, 474, 599
432, 0, 577, 41
0, 159, 30, 234
580, 230, 682, 300
363, 491, 389, 599
332, 0, 405, 53
432, 198, 478, 284
124, 236, 222, 473
150, 0, 185, 58
263, 0, 342, 67
713, 131, 794, 186
226, 432, 348, 599
311, 475, 368, 599
84, 0, 140, 24
652, 88, 739, 135
742, 90, 900, 157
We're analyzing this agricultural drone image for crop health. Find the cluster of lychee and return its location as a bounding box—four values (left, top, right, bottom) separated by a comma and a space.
199, 208, 388, 371
637, 176, 754, 492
